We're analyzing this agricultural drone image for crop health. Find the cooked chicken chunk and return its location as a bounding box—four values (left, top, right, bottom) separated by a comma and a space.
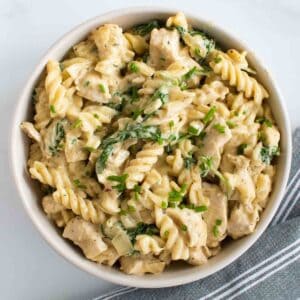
20, 122, 41, 144
63, 217, 107, 261
167, 208, 207, 248
228, 204, 259, 239
42, 195, 74, 228
76, 71, 110, 103
120, 255, 166, 275
224, 155, 256, 206
188, 246, 210, 266
149, 28, 180, 69
202, 183, 227, 247
199, 117, 232, 169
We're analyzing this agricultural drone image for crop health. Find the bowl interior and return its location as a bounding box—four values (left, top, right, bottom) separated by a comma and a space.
11, 7, 291, 288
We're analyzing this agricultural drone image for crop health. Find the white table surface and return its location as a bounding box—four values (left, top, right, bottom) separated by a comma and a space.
1, 0, 299, 299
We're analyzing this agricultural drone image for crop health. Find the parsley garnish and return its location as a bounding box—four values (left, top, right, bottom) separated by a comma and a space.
213, 123, 226, 133
255, 117, 273, 127
183, 155, 196, 169
129, 62, 139, 73
132, 20, 161, 36
48, 121, 65, 156
237, 143, 248, 155
83, 146, 96, 153
161, 201, 168, 209
72, 119, 82, 129
213, 219, 222, 237
127, 223, 159, 243
226, 120, 236, 129
107, 174, 128, 193
260, 146, 280, 164
133, 184, 141, 200
73, 179, 87, 189
199, 156, 213, 177
181, 224, 188, 231
168, 184, 187, 205
153, 87, 169, 104
214, 56, 222, 64
169, 120, 174, 128
49, 105, 56, 114
203, 106, 217, 124
98, 83, 105, 93
96, 124, 162, 173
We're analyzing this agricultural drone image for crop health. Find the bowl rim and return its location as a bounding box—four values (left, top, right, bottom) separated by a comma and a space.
10, 6, 292, 288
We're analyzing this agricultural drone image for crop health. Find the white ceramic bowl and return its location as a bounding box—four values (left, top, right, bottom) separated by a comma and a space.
11, 7, 292, 288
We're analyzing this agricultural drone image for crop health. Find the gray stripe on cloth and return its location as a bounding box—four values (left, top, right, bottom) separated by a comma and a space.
94, 128, 300, 300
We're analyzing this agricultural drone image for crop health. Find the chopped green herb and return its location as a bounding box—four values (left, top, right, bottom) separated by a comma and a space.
98, 83, 105, 93
93, 113, 99, 119
194, 205, 208, 212
255, 117, 273, 127
226, 120, 236, 129
71, 138, 77, 145
168, 184, 187, 204
50, 105, 56, 114
127, 223, 159, 243
164, 230, 169, 238
213, 219, 222, 237
96, 123, 162, 173
132, 109, 143, 120
199, 131, 207, 140
183, 155, 196, 169
153, 86, 169, 104
216, 219, 222, 226
181, 224, 188, 231
72, 119, 82, 129
214, 56, 222, 64
48, 121, 65, 156
83, 146, 96, 153
128, 205, 136, 213
199, 156, 213, 177
175, 26, 186, 35
237, 143, 248, 155
133, 184, 141, 201
203, 106, 217, 124
132, 20, 161, 36
129, 62, 139, 73
119, 209, 127, 216
161, 201, 168, 209
180, 67, 201, 90
213, 123, 226, 134
107, 174, 128, 193
127, 86, 139, 103
169, 120, 174, 128
73, 179, 87, 189
59, 63, 64, 71
84, 80, 90, 87
194, 47, 201, 57
188, 125, 200, 135
260, 146, 280, 164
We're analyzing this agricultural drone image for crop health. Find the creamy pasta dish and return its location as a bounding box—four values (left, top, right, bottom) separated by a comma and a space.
21, 12, 281, 275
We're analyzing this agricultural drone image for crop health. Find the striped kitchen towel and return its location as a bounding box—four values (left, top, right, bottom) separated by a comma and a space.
95, 128, 300, 300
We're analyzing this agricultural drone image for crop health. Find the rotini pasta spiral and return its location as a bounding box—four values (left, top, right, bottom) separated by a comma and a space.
125, 143, 164, 189
53, 187, 105, 224
134, 234, 164, 255
154, 206, 189, 260
210, 53, 268, 104
45, 60, 69, 117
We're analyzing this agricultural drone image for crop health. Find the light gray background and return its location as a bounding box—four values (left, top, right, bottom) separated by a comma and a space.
1, 0, 299, 299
